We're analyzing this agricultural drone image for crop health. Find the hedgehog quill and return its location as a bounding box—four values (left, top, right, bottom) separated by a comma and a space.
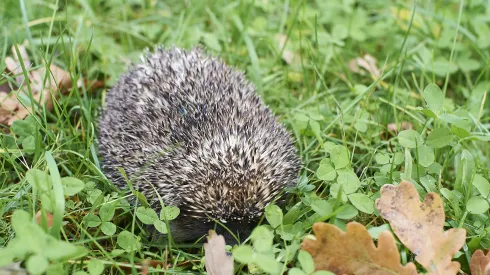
98, 47, 301, 243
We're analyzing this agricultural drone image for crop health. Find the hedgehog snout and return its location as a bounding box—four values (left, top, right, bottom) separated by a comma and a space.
163, 208, 259, 244
214, 219, 256, 244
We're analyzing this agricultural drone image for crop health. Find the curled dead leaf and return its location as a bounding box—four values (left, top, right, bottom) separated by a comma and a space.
348, 54, 382, 79
301, 222, 419, 275
387, 122, 413, 133
0, 261, 28, 275
204, 230, 233, 275
1, 43, 83, 126
275, 34, 300, 67
471, 249, 490, 275
375, 181, 466, 275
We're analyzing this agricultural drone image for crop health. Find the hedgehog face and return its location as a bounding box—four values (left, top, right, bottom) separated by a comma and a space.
167, 183, 271, 243
168, 208, 259, 244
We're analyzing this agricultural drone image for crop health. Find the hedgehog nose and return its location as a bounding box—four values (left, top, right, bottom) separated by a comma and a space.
214, 221, 254, 245
220, 230, 240, 245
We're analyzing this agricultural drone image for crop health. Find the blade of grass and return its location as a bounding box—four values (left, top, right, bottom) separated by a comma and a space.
45, 150, 65, 238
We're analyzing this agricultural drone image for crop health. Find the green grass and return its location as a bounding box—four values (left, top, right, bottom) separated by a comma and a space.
0, 0, 489, 274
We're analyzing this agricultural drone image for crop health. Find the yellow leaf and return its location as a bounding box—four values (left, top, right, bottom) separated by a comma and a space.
389, 7, 440, 37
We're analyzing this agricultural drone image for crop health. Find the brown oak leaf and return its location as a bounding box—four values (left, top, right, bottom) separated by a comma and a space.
375, 181, 466, 275
301, 222, 419, 275
470, 249, 490, 275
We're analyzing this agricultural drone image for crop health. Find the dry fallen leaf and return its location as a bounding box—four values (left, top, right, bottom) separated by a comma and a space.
381, 121, 414, 140
347, 54, 390, 90
301, 222, 419, 275
0, 262, 28, 275
35, 210, 54, 228
116, 259, 168, 274
275, 34, 300, 66
387, 122, 413, 133
204, 230, 233, 275
470, 250, 490, 275
348, 54, 382, 79
376, 181, 466, 275
1, 43, 82, 125
141, 260, 149, 275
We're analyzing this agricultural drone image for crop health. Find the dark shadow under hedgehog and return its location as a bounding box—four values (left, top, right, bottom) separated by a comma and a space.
98, 47, 301, 243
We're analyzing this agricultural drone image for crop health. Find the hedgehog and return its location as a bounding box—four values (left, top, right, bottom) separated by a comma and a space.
98, 47, 301, 243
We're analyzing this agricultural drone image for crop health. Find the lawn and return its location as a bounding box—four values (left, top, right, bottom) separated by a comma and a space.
0, 0, 489, 274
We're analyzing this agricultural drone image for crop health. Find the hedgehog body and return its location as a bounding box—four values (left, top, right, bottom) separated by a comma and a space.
98, 47, 301, 242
